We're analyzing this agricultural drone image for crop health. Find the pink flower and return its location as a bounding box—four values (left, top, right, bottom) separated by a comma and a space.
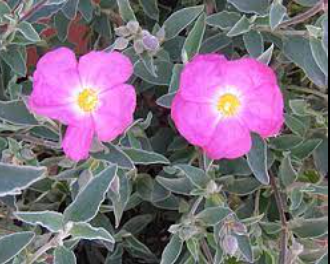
29, 48, 136, 162
171, 55, 284, 160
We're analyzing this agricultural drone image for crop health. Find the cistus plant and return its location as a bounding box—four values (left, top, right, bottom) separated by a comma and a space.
0, 0, 328, 264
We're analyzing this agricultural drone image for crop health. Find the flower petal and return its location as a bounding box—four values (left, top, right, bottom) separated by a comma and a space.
242, 83, 284, 138
204, 120, 252, 160
179, 54, 228, 102
171, 94, 220, 147
29, 48, 82, 124
93, 84, 137, 142
62, 124, 94, 162
78, 51, 133, 91
224, 58, 278, 90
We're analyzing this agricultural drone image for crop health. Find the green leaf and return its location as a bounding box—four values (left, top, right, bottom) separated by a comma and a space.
0, 1, 10, 19
244, 30, 264, 58
0, 163, 46, 197
108, 170, 132, 228
0, 232, 35, 264
160, 235, 183, 264
206, 11, 241, 30
314, 139, 329, 177
78, 0, 94, 22
1, 46, 27, 77
139, 0, 159, 21
280, 154, 298, 187
258, 44, 275, 65
310, 38, 329, 76
122, 215, 154, 235
271, 135, 304, 151
228, 0, 269, 15
291, 139, 323, 160
156, 176, 193, 195
16, 22, 41, 42
135, 60, 173, 85
92, 144, 134, 170
285, 114, 309, 137
122, 148, 170, 165
63, 165, 118, 223
186, 239, 200, 262
247, 134, 270, 185
163, 5, 204, 40
182, 14, 206, 62
270, 2, 287, 30
317, 253, 328, 264
227, 16, 252, 37
15, 211, 64, 233
200, 33, 232, 54
219, 158, 252, 176
0, 100, 38, 126
236, 235, 254, 263
284, 36, 327, 87
169, 64, 184, 93
116, 0, 136, 22
196, 207, 232, 226
62, 0, 79, 19
124, 235, 158, 262
54, 246, 77, 264
69, 222, 115, 243
291, 217, 329, 238
157, 92, 176, 109
175, 165, 210, 189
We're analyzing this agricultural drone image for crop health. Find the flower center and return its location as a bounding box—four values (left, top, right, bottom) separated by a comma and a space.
217, 93, 241, 117
78, 89, 99, 112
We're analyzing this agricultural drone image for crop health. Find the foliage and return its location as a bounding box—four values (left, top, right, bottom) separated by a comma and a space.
0, 0, 328, 263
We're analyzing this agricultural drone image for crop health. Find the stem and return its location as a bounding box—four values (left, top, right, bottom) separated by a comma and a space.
25, 236, 58, 264
270, 172, 289, 264
279, 0, 326, 28
201, 239, 214, 264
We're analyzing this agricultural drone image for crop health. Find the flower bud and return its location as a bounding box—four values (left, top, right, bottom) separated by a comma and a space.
134, 39, 145, 54
223, 235, 239, 256
142, 34, 160, 51
127, 21, 140, 35
115, 26, 131, 37
232, 222, 248, 235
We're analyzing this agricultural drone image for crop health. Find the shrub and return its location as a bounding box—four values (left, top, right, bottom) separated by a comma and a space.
0, 0, 328, 263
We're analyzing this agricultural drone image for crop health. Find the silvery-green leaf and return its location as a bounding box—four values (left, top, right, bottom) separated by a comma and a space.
64, 166, 118, 223
270, 2, 287, 30
284, 36, 327, 87
227, 16, 252, 37
122, 148, 170, 165
280, 154, 298, 187
244, 30, 264, 58
15, 211, 64, 233
228, 0, 269, 15
258, 44, 275, 65
196, 207, 232, 226
116, 0, 136, 22
0, 232, 35, 264
69, 222, 115, 243
247, 134, 270, 185
0, 163, 46, 197
54, 246, 77, 264
0, 100, 38, 126
163, 5, 204, 40
157, 93, 176, 109
182, 14, 206, 62
206, 11, 241, 30
139, 0, 159, 21
16, 22, 41, 42
310, 38, 329, 76
160, 235, 183, 264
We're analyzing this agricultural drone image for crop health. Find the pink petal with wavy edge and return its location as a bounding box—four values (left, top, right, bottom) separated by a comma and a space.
93, 84, 137, 142
62, 124, 95, 162
29, 48, 84, 124
178, 54, 228, 102
171, 94, 220, 147
242, 83, 284, 138
78, 51, 133, 92
204, 119, 252, 160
